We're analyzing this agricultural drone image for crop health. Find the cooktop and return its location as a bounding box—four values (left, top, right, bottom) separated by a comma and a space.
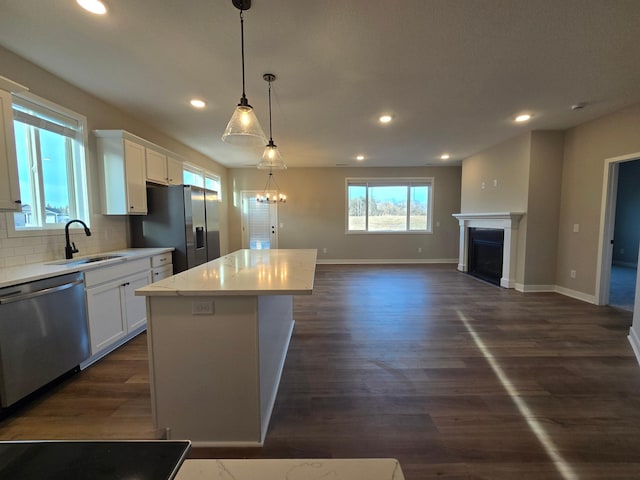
0, 440, 191, 480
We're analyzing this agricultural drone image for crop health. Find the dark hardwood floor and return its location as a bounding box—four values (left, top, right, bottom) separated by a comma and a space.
2, 264, 640, 479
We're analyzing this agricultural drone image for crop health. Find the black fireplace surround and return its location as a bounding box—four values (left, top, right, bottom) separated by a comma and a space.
468, 228, 504, 285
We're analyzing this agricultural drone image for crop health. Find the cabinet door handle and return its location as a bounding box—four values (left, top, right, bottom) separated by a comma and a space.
122, 282, 130, 287
14, 199, 22, 204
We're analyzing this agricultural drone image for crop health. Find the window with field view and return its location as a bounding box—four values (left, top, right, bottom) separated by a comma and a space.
11, 94, 89, 231
347, 178, 433, 233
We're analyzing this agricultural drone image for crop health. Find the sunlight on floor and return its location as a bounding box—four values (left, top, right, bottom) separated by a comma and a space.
456, 310, 578, 480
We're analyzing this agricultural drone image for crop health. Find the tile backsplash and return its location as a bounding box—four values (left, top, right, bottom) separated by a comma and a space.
0, 213, 129, 268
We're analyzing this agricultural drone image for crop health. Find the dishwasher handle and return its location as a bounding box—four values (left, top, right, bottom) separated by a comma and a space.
0, 279, 84, 305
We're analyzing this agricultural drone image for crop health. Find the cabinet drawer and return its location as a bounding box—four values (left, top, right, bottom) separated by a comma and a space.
152, 264, 173, 282
84, 258, 150, 288
151, 252, 172, 267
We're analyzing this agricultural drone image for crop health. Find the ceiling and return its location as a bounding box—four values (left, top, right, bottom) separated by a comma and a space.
2, 1, 640, 169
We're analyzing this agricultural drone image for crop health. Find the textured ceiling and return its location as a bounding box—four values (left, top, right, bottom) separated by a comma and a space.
1, 0, 640, 168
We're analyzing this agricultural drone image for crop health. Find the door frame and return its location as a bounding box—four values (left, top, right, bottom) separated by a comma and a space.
595, 151, 640, 305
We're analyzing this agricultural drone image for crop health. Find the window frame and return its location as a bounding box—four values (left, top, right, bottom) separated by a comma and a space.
6, 92, 90, 238
345, 177, 434, 235
183, 163, 222, 201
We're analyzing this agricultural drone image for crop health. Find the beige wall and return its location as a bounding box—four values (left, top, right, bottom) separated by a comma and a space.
227, 167, 461, 261
523, 131, 564, 286
557, 103, 640, 295
0, 46, 229, 266
461, 133, 531, 213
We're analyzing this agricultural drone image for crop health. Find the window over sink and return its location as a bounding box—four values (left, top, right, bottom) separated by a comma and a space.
9, 93, 90, 233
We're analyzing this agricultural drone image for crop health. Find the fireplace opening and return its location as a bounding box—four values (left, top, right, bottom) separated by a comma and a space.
468, 228, 504, 285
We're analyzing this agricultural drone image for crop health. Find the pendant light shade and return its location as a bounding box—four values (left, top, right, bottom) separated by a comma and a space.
223, 102, 266, 146
257, 73, 287, 170
222, 0, 266, 145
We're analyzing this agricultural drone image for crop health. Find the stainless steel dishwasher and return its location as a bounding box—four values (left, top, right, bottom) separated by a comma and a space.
0, 272, 90, 407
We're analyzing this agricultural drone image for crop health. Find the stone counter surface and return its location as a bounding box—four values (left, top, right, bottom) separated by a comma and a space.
176, 458, 405, 480
136, 249, 317, 297
0, 247, 173, 288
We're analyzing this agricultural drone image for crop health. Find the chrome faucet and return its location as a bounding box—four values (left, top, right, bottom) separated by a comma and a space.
64, 219, 92, 259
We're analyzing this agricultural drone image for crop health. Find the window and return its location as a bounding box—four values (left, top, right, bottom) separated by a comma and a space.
346, 178, 433, 233
182, 165, 204, 187
11, 94, 89, 230
205, 174, 221, 195
183, 164, 221, 199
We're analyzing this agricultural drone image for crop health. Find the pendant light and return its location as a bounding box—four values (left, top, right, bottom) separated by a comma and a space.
221, 0, 266, 145
257, 73, 287, 170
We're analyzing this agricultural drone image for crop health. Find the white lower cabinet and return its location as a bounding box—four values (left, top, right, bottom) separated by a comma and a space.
82, 258, 152, 367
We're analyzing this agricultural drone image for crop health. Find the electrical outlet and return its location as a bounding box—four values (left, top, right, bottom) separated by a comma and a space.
322, 247, 327, 254
481, 182, 486, 190
493, 179, 498, 187
570, 270, 576, 279
573, 224, 579, 233
436, 221, 440, 227
418, 247, 422, 253
192, 300, 214, 315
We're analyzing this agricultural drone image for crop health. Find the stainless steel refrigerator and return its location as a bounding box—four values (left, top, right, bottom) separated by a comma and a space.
130, 184, 221, 273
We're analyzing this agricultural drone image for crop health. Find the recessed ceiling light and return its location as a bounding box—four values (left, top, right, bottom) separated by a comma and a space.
378, 114, 393, 124
77, 0, 107, 15
440, 153, 450, 160
515, 114, 531, 123
356, 155, 365, 161
190, 99, 206, 109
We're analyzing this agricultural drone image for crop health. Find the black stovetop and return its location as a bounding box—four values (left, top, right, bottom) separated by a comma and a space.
0, 440, 190, 480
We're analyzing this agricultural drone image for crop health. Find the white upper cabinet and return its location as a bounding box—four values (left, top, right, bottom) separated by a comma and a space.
146, 148, 183, 185
146, 147, 168, 185
95, 130, 147, 215
0, 88, 21, 211
96, 130, 185, 212
167, 156, 182, 185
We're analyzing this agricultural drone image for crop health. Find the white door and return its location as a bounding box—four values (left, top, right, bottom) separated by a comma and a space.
241, 191, 278, 249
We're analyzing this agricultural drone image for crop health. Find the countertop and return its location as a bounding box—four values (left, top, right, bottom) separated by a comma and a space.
175, 458, 405, 480
136, 249, 317, 297
0, 248, 173, 289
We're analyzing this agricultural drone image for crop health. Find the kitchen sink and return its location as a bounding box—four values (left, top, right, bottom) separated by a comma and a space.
48, 255, 124, 266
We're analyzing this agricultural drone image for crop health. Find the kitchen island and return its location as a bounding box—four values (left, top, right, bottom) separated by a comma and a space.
136, 249, 317, 446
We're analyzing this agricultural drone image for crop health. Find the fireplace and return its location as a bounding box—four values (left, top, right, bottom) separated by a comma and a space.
452, 212, 524, 288
468, 228, 504, 285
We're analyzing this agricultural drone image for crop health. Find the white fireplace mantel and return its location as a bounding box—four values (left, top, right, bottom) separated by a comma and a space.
452, 212, 525, 288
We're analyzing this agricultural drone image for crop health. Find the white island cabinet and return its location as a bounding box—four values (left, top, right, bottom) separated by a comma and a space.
136, 249, 317, 446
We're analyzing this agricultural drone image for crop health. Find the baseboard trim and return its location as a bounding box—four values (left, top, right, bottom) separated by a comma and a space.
554, 285, 598, 304
628, 327, 640, 366
316, 258, 458, 265
515, 283, 556, 293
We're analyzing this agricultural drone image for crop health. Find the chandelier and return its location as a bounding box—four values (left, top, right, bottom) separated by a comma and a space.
256, 169, 287, 203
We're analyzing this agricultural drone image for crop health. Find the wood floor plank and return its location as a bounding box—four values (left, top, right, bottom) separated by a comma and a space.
1, 264, 639, 478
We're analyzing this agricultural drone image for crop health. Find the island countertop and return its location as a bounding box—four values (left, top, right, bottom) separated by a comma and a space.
136, 248, 317, 297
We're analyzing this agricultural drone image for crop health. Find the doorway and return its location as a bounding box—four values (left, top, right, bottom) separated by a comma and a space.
241, 191, 278, 249
597, 154, 640, 311
609, 160, 640, 310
